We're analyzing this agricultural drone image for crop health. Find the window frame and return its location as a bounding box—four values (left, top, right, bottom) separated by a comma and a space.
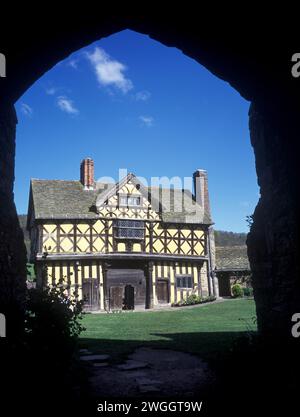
114, 219, 145, 240
118, 193, 142, 207
175, 274, 193, 289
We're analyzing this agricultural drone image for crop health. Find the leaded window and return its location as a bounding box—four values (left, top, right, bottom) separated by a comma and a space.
119, 195, 141, 206
115, 219, 144, 239
176, 275, 193, 288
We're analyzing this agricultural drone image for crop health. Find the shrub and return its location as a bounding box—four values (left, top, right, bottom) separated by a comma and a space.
243, 287, 253, 297
186, 294, 202, 305
231, 284, 243, 298
25, 280, 85, 367
172, 294, 216, 307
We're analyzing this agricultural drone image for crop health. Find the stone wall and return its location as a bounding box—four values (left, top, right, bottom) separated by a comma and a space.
0, 14, 300, 341
247, 101, 300, 337
0, 105, 27, 337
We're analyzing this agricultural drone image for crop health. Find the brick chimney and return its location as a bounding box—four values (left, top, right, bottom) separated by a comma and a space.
193, 169, 212, 222
193, 169, 217, 296
80, 158, 95, 190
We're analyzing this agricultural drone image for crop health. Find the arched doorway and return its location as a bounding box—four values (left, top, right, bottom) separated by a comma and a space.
0, 13, 299, 340
124, 284, 135, 310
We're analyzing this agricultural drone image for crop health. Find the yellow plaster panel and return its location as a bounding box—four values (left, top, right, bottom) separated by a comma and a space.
181, 229, 191, 238
93, 220, 105, 234
69, 265, 76, 286
60, 237, 74, 252
77, 224, 90, 234
84, 265, 90, 279
62, 264, 68, 285
170, 267, 175, 303
166, 228, 177, 237
92, 237, 105, 252
77, 264, 82, 285
157, 264, 162, 277
194, 241, 204, 256
163, 265, 169, 277
180, 240, 191, 254
98, 207, 108, 216
153, 223, 163, 235
92, 264, 97, 278
43, 237, 57, 253
77, 238, 90, 252
44, 224, 56, 234
60, 224, 74, 234
55, 265, 61, 284
194, 230, 204, 239
108, 235, 113, 252
167, 240, 177, 254
193, 266, 198, 285
132, 243, 141, 252
153, 239, 164, 253
118, 242, 126, 252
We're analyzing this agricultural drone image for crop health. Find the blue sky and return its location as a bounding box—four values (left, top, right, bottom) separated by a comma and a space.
15, 29, 258, 232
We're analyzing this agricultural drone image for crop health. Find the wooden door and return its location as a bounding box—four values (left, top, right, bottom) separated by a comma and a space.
124, 285, 135, 310
156, 280, 169, 303
109, 286, 123, 310
82, 278, 99, 311
218, 276, 231, 297
107, 268, 146, 309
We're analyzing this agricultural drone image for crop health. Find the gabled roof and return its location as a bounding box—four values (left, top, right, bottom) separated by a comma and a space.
95, 173, 163, 213
29, 180, 109, 220
28, 174, 212, 225
215, 246, 250, 270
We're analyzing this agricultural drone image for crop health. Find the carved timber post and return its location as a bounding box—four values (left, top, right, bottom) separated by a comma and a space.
103, 262, 109, 311
146, 261, 153, 309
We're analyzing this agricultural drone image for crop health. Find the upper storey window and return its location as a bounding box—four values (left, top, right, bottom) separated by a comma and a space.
115, 219, 144, 239
119, 195, 141, 207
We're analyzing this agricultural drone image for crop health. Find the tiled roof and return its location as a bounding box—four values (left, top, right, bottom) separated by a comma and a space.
29, 178, 212, 224
215, 245, 250, 270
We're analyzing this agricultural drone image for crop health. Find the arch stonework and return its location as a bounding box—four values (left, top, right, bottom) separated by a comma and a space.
0, 14, 299, 339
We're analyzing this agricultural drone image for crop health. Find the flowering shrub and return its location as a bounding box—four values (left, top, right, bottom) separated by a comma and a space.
172, 294, 216, 307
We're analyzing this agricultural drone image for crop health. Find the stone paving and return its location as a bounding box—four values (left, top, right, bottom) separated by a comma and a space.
85, 347, 215, 397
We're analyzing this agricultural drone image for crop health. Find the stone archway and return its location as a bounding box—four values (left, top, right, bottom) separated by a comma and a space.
0, 13, 299, 339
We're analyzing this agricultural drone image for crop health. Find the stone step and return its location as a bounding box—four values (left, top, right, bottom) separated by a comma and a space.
93, 362, 109, 368
138, 385, 161, 393
117, 360, 149, 371
80, 354, 110, 362
135, 377, 161, 386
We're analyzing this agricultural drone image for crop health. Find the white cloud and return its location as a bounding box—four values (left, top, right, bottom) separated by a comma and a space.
139, 115, 154, 127
86, 47, 133, 94
68, 59, 78, 69
21, 103, 33, 117
45, 87, 57, 95
135, 90, 151, 101
57, 96, 79, 115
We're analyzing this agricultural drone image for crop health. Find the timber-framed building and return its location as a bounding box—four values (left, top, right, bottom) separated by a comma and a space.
27, 158, 218, 311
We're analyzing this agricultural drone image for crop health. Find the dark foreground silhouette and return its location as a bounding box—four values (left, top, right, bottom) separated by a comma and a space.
1, 330, 299, 416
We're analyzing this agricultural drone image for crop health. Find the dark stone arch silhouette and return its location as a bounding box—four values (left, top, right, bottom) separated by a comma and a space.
0, 13, 299, 340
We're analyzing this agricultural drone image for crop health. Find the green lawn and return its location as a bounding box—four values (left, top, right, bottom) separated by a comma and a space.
80, 299, 257, 362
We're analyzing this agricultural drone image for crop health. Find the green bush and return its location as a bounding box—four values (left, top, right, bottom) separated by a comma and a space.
172, 294, 216, 307
186, 294, 202, 305
25, 280, 85, 367
243, 287, 253, 297
231, 284, 243, 298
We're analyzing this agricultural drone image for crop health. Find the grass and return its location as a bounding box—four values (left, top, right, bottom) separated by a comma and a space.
80, 299, 257, 362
